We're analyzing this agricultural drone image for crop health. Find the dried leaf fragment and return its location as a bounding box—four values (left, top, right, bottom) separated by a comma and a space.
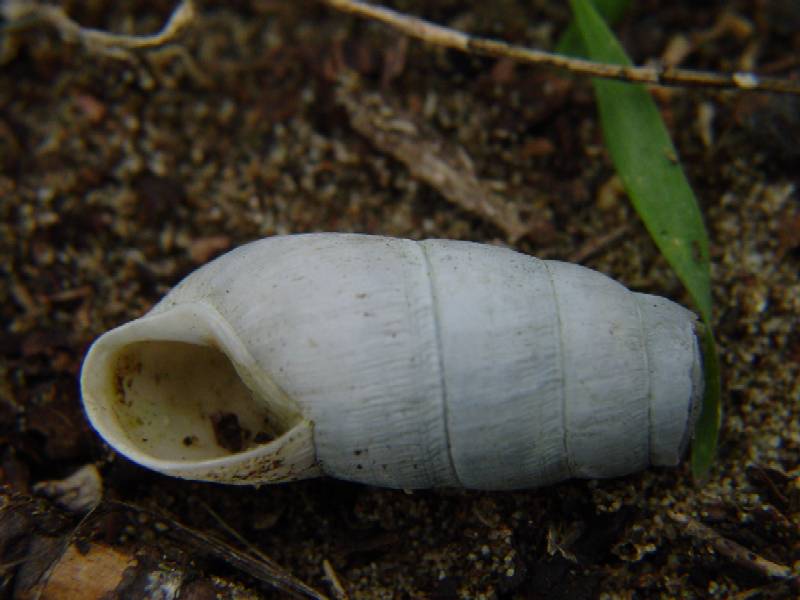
339, 86, 532, 242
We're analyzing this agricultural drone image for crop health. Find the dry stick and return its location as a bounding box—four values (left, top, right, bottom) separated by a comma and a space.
199, 499, 283, 569
2, 0, 195, 56
568, 224, 629, 264
320, 0, 800, 96
322, 559, 350, 600
669, 511, 794, 580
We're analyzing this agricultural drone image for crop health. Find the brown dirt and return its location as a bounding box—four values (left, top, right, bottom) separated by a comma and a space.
1, 1, 799, 598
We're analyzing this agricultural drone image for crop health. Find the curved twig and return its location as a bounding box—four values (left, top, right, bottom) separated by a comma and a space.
1, 0, 195, 58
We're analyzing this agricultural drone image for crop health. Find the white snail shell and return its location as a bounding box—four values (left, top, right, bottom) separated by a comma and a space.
80, 234, 703, 490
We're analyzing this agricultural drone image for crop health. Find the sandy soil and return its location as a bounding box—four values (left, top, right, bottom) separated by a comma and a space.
1, 1, 798, 598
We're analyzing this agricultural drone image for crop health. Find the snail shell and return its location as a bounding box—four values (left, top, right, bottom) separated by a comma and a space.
80, 234, 703, 490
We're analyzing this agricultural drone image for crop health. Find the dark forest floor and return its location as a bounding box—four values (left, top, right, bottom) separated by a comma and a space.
1, 1, 799, 598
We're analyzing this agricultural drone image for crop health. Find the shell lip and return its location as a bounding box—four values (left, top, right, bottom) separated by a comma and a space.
80, 301, 319, 484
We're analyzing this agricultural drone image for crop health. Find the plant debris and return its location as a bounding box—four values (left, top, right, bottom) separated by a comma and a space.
1, 1, 798, 598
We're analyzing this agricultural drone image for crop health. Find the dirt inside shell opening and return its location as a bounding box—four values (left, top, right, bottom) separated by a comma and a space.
110, 340, 283, 462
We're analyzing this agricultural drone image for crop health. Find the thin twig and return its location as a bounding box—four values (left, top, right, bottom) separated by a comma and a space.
319, 0, 800, 96
198, 499, 283, 570
568, 224, 629, 264
322, 559, 350, 600
669, 511, 794, 580
2, 0, 195, 58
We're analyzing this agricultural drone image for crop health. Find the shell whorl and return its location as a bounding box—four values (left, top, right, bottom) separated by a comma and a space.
80, 234, 703, 489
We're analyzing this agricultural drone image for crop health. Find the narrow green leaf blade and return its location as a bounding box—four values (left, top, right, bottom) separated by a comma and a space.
593, 78, 713, 319
555, 0, 631, 57
568, 0, 721, 478
691, 329, 721, 479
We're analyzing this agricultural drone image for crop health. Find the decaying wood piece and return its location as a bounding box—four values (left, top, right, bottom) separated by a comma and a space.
338, 87, 532, 242
21, 543, 138, 600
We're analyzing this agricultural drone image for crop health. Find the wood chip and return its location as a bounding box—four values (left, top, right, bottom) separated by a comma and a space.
38, 544, 137, 600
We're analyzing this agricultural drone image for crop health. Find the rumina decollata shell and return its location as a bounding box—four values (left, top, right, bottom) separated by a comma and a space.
80, 233, 703, 490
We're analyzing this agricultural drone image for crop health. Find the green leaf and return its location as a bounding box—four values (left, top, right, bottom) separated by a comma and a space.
568, 0, 721, 478
556, 0, 631, 57
691, 328, 721, 480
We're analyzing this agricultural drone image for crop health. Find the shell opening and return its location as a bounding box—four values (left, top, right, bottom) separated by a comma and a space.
110, 340, 282, 462
81, 302, 320, 484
